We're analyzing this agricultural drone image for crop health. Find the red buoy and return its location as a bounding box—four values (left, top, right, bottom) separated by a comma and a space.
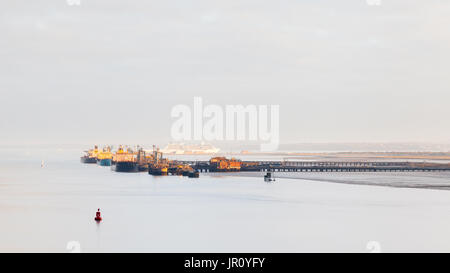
95, 208, 102, 222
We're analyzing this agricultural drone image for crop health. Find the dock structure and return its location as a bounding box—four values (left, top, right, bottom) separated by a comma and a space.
179, 160, 450, 173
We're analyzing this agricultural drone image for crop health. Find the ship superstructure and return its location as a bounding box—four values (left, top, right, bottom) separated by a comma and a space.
80, 145, 99, 164
97, 146, 113, 166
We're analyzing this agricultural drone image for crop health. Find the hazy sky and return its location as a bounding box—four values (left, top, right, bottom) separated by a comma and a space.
1, 0, 449, 146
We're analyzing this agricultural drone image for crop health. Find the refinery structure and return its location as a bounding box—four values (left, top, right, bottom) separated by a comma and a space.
160, 142, 220, 155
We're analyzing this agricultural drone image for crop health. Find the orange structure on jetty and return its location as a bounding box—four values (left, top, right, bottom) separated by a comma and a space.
209, 157, 242, 172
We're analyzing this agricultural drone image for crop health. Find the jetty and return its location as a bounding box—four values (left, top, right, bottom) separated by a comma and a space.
181, 159, 450, 173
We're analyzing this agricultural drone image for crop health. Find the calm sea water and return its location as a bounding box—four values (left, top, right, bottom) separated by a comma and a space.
1, 147, 450, 252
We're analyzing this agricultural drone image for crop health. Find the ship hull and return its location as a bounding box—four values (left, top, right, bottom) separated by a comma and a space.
97, 158, 112, 166
111, 161, 139, 172
81, 157, 97, 164
149, 168, 168, 176
188, 171, 200, 178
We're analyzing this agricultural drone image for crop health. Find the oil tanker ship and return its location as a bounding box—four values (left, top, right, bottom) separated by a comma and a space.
111, 145, 139, 172
148, 164, 168, 175
80, 145, 99, 164
148, 145, 169, 175
97, 146, 113, 166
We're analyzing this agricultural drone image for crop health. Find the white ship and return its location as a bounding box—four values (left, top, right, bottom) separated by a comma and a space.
161, 142, 220, 155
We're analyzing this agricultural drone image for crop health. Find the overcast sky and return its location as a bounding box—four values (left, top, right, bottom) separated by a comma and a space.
1, 0, 449, 147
